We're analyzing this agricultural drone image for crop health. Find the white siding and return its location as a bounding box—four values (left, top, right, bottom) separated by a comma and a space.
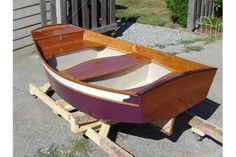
13, 0, 50, 52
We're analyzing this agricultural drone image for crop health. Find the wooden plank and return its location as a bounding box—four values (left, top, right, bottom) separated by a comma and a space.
195, 0, 201, 21
60, 0, 67, 24
205, 0, 209, 17
191, 127, 206, 137
85, 128, 133, 157
109, 0, 116, 24
151, 118, 175, 136
200, 0, 205, 17
50, 0, 57, 24
39, 82, 52, 93
100, 0, 107, 26
71, 121, 102, 133
61, 54, 146, 81
92, 23, 117, 33
81, 0, 89, 28
40, 0, 47, 25
187, 0, 197, 31
56, 99, 76, 111
179, 111, 222, 143
71, 0, 78, 25
29, 83, 71, 122
99, 123, 111, 137
91, 0, 98, 28
69, 111, 98, 124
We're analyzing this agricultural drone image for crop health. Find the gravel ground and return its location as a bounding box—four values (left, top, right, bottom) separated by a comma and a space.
13, 22, 222, 157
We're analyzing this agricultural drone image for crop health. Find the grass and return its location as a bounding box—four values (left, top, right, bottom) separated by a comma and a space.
116, 0, 171, 26
36, 139, 88, 157
168, 52, 181, 56
180, 37, 216, 45
185, 46, 204, 52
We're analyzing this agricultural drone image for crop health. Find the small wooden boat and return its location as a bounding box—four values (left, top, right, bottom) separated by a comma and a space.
31, 24, 217, 123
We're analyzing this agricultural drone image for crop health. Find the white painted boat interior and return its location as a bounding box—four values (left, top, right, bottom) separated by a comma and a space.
48, 48, 125, 70
47, 47, 172, 90
87, 63, 172, 90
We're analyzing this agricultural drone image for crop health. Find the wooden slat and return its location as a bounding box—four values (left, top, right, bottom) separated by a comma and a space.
50, 0, 57, 24
91, 0, 98, 28
85, 128, 133, 157
187, 0, 197, 31
179, 111, 222, 143
92, 23, 117, 33
101, 0, 107, 26
40, 0, 47, 25
61, 54, 146, 81
195, 0, 201, 19
151, 118, 175, 136
208, 0, 213, 17
82, 0, 89, 28
205, 0, 209, 17
60, 0, 67, 24
29, 83, 72, 123
71, 0, 78, 25
109, 0, 116, 24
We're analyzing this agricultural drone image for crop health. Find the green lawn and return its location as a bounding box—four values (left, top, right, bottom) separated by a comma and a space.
116, 0, 172, 27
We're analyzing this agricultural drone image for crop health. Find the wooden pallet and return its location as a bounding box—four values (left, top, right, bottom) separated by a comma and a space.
29, 82, 222, 157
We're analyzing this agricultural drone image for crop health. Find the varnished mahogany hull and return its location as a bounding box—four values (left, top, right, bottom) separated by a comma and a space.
31, 24, 217, 123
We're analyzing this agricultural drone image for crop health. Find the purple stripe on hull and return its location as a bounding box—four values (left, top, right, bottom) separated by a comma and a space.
45, 70, 143, 123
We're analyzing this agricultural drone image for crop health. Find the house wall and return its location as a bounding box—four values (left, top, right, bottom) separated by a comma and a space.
13, 0, 50, 53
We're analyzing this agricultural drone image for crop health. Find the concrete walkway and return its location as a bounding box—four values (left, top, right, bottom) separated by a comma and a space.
13, 23, 222, 157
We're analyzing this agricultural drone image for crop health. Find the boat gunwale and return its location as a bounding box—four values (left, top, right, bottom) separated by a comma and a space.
31, 24, 217, 97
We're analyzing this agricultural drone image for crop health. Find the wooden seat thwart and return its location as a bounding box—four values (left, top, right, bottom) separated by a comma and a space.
42, 39, 106, 60
61, 54, 149, 81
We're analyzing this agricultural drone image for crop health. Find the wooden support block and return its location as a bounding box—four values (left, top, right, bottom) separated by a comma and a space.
69, 111, 98, 124
39, 82, 52, 93
56, 99, 76, 111
151, 118, 175, 136
179, 111, 222, 143
70, 121, 102, 133
191, 127, 206, 137
99, 123, 111, 137
29, 83, 71, 123
29, 83, 105, 134
85, 128, 133, 157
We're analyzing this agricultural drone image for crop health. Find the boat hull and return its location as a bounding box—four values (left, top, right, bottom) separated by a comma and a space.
44, 67, 143, 123
31, 24, 217, 123
44, 63, 216, 123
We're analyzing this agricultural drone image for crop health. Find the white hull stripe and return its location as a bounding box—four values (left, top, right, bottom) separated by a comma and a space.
42, 62, 130, 102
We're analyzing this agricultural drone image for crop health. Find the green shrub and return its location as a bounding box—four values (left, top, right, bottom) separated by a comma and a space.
165, 0, 188, 27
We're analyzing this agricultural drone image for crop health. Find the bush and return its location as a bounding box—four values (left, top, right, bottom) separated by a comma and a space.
165, 0, 188, 27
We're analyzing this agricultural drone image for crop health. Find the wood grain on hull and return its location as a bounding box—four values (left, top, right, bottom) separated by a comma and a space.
142, 69, 217, 122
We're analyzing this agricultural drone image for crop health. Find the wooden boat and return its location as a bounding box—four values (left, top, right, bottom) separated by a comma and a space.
31, 24, 217, 123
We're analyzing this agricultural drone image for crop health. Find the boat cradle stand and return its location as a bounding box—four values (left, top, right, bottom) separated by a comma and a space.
29, 82, 222, 157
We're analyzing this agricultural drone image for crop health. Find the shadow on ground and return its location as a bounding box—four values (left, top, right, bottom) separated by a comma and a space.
115, 20, 139, 37
108, 98, 221, 144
